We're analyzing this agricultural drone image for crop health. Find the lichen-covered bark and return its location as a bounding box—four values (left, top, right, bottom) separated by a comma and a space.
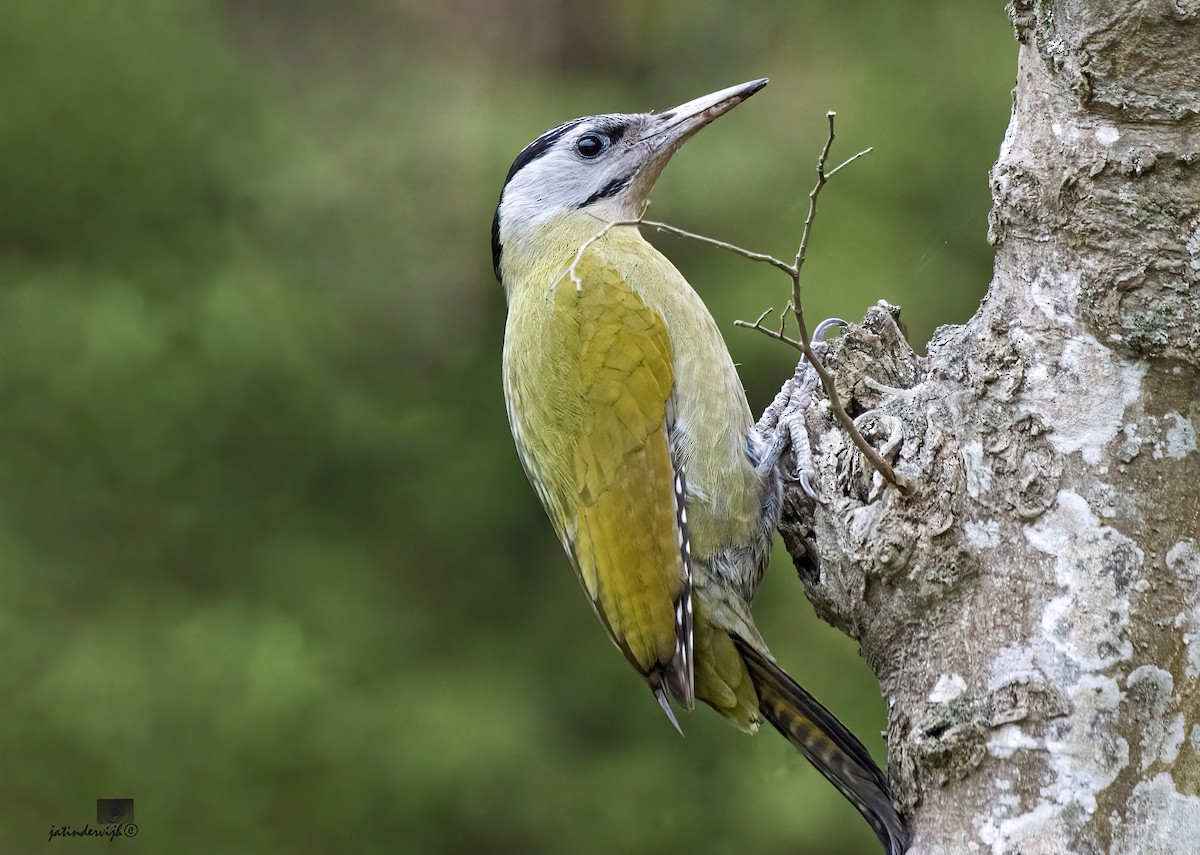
775, 3, 1200, 851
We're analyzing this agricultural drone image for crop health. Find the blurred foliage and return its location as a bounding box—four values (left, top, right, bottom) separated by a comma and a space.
0, 1, 1013, 852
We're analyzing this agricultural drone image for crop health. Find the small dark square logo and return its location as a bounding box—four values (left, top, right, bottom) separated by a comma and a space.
96, 799, 134, 825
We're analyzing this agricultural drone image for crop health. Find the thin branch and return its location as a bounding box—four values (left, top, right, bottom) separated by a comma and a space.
734, 308, 804, 352
788, 113, 909, 492
750, 306, 774, 326
794, 111, 838, 276
778, 301, 792, 338
826, 147, 874, 179
567, 207, 653, 291
566, 221, 623, 291
642, 220, 796, 277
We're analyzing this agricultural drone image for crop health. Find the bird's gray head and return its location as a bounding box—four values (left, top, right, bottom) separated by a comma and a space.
492, 79, 768, 281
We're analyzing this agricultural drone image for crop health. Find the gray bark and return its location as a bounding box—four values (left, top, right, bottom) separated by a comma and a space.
776, 3, 1200, 851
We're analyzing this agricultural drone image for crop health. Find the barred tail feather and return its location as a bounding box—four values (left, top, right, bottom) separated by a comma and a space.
732, 636, 909, 855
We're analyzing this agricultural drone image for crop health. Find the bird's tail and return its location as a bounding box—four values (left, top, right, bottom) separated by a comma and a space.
732, 636, 909, 855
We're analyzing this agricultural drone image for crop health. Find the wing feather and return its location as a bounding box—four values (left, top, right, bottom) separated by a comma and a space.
504, 252, 694, 709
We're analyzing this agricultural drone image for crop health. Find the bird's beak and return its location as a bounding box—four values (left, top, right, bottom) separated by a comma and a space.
639, 78, 769, 153
620, 79, 767, 205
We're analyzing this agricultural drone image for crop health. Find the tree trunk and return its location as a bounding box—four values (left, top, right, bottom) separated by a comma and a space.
777, 3, 1200, 851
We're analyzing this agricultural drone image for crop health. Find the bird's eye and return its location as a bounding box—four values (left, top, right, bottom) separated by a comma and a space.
575, 133, 608, 159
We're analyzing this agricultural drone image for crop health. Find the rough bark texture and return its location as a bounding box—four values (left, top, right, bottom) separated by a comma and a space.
777, 3, 1200, 852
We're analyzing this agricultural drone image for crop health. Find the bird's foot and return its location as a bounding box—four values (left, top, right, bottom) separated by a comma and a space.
754, 318, 848, 500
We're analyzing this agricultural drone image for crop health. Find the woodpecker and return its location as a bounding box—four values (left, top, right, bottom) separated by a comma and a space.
493, 79, 908, 854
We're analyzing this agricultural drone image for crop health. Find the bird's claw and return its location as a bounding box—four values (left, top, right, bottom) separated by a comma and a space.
809, 317, 849, 352
796, 468, 820, 501
755, 316, 852, 503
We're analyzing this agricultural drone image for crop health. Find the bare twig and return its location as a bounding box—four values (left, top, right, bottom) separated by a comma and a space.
750, 307, 774, 326
827, 147, 874, 179
641, 220, 795, 276
793, 112, 838, 277
566, 219, 622, 291
568, 205, 654, 291
733, 308, 804, 352
788, 113, 909, 493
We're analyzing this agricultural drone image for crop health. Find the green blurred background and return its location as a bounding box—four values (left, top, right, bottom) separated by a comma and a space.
1, 2, 1013, 852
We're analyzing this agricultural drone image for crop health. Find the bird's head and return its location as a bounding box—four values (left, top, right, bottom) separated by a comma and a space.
492, 78, 768, 281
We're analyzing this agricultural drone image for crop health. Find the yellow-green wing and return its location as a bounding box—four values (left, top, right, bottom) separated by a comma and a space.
503, 253, 694, 712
